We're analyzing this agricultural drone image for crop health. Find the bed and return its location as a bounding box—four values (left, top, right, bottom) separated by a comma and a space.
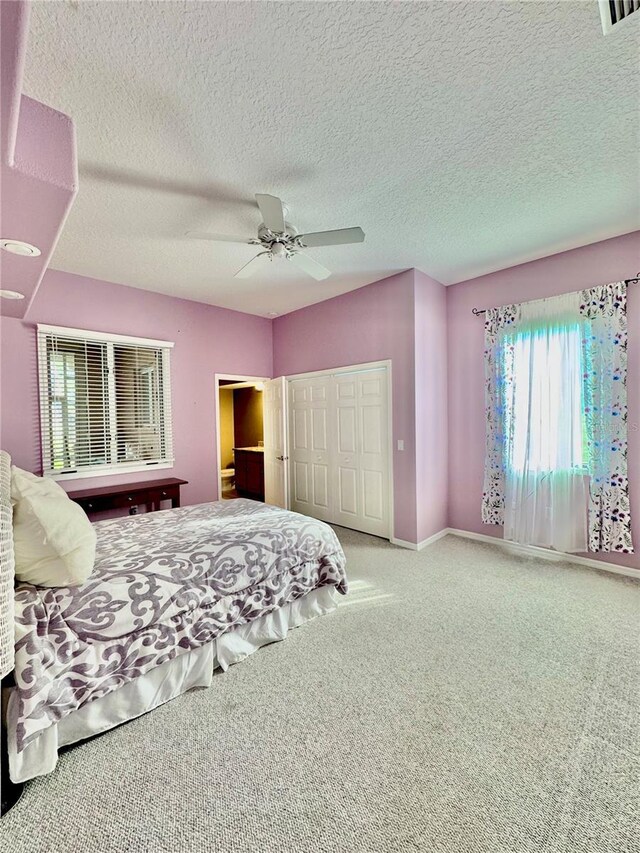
0, 451, 347, 784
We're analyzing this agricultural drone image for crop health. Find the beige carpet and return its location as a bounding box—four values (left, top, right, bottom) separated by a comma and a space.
2, 530, 639, 853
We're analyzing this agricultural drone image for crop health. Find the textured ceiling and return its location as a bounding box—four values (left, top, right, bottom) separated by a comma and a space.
23, 0, 640, 316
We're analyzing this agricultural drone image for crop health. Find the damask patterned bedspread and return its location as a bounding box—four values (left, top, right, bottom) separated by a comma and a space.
12, 499, 347, 753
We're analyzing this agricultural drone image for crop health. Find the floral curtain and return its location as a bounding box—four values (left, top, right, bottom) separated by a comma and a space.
482, 304, 517, 526
580, 282, 633, 553
482, 282, 633, 554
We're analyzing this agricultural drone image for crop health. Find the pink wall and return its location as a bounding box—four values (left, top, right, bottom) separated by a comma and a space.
1, 0, 29, 164
273, 271, 417, 541
1, 235, 637, 564
0, 268, 272, 509
415, 270, 448, 543
1, 1, 78, 319
447, 231, 640, 571
1, 266, 449, 544
273, 269, 449, 544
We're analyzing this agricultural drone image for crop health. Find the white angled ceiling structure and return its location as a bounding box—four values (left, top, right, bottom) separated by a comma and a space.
24, 0, 640, 315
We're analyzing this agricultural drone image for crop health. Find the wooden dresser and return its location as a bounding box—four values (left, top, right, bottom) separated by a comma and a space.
67, 477, 188, 515
233, 448, 264, 501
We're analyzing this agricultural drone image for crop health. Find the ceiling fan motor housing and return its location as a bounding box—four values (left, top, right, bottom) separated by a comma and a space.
257, 220, 299, 255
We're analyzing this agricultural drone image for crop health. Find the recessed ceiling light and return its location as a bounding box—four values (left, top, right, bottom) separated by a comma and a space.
0, 239, 41, 257
0, 289, 25, 300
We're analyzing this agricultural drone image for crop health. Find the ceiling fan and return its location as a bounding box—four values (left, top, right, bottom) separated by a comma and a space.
186, 194, 365, 281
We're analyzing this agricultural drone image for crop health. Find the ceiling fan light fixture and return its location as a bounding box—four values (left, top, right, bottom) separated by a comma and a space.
271, 242, 287, 258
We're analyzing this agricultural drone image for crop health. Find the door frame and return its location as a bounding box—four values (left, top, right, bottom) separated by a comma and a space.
214, 373, 269, 500
283, 360, 394, 541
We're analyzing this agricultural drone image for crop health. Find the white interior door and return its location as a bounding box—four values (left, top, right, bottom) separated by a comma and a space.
288, 367, 390, 537
263, 377, 289, 508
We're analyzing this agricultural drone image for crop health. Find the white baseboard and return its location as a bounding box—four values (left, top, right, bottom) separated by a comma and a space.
391, 527, 638, 579
390, 528, 449, 552
445, 527, 639, 580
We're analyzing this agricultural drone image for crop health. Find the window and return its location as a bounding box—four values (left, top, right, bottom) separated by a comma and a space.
502, 321, 587, 475
38, 325, 174, 479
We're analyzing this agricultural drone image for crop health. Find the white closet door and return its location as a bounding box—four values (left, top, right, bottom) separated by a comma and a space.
289, 376, 332, 522
332, 369, 389, 537
288, 367, 389, 537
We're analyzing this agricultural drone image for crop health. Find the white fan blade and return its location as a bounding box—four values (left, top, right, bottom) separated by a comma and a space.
298, 227, 365, 248
289, 252, 331, 281
186, 231, 253, 244
235, 252, 269, 279
255, 193, 285, 233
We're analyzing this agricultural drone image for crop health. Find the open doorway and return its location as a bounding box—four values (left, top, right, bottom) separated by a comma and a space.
215, 374, 268, 501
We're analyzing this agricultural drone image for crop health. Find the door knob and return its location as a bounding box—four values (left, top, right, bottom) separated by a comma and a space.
276, 454, 284, 461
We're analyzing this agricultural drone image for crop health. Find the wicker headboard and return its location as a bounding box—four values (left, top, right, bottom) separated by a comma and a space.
0, 450, 14, 679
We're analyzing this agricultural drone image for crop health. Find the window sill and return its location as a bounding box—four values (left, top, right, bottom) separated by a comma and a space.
46, 461, 175, 482
507, 468, 589, 475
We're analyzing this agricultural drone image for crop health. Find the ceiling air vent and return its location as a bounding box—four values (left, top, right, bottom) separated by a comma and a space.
599, 0, 640, 34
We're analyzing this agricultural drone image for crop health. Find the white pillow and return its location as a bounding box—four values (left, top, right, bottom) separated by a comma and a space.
11, 466, 96, 587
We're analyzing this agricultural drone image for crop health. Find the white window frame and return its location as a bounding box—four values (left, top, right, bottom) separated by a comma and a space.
37, 324, 175, 481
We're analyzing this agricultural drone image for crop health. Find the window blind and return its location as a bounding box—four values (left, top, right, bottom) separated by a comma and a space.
38, 326, 174, 478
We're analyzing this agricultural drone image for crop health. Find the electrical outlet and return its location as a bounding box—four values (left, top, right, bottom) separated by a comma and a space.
397, 439, 405, 451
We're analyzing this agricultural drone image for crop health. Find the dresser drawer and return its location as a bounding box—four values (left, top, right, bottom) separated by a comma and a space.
110, 491, 146, 509
77, 491, 148, 513
149, 486, 179, 507
76, 496, 113, 514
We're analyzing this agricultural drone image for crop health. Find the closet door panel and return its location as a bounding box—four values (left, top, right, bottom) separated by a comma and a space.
338, 406, 357, 453
309, 384, 330, 513
338, 466, 358, 515
361, 404, 383, 455
293, 461, 309, 503
312, 407, 328, 451
293, 408, 309, 450
313, 463, 330, 508
290, 407, 311, 510
337, 380, 356, 400
362, 469, 384, 521
358, 374, 389, 534
292, 385, 307, 404
332, 369, 389, 537
333, 373, 358, 525
289, 377, 332, 522
311, 384, 327, 402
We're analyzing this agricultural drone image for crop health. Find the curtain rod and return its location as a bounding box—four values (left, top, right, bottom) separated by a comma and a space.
471, 274, 640, 315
